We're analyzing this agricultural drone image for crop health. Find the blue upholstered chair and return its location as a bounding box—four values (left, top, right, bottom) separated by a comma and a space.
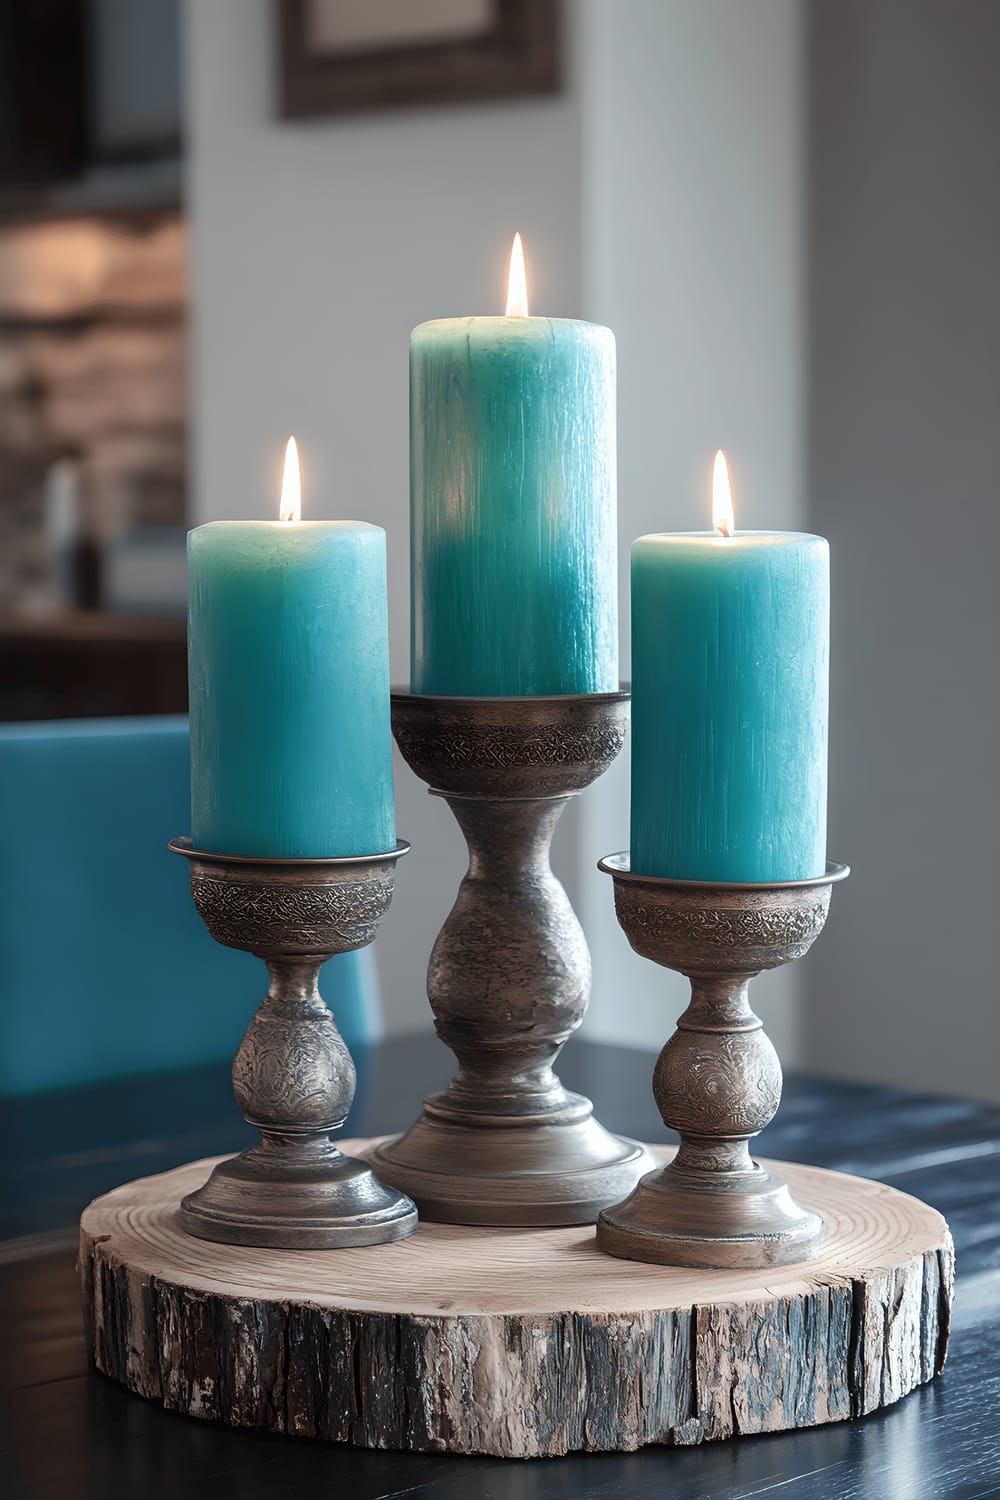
0, 716, 382, 1097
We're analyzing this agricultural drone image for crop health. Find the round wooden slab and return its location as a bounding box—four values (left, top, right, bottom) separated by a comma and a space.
80, 1140, 953, 1459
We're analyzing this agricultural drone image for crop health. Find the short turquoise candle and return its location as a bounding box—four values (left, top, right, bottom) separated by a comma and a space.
410, 295, 618, 695
630, 530, 829, 883
188, 519, 395, 859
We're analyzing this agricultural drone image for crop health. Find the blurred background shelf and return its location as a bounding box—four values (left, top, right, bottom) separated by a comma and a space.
0, 0, 186, 652
0, 609, 186, 720
0, 0, 996, 1106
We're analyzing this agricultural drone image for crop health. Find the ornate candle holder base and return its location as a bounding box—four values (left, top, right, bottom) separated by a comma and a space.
596, 855, 849, 1269
373, 1105, 650, 1227
370, 692, 654, 1226
597, 1153, 824, 1269
169, 838, 417, 1250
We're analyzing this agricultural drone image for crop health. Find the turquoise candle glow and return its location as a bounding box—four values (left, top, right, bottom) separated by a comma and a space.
410, 235, 618, 696
188, 443, 395, 858
630, 457, 828, 883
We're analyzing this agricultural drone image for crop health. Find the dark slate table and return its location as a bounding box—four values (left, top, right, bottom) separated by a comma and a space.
3, 1036, 999, 1499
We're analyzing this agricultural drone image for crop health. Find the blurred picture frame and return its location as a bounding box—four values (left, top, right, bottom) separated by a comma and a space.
277, 0, 560, 117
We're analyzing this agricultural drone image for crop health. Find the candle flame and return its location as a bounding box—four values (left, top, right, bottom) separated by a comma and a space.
712, 448, 735, 537
505, 232, 529, 317
279, 435, 301, 523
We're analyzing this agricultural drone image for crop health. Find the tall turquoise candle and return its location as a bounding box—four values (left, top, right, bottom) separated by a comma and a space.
410, 239, 618, 696
188, 502, 395, 859
630, 514, 829, 884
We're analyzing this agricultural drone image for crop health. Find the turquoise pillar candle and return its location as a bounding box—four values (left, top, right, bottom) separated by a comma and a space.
410, 239, 618, 696
188, 485, 395, 858
630, 495, 829, 883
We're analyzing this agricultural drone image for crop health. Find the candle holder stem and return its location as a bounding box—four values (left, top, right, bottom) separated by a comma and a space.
169, 838, 416, 1249
425, 790, 585, 1122
597, 855, 849, 1269
370, 693, 654, 1225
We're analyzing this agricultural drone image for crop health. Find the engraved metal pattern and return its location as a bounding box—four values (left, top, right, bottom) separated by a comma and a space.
425, 794, 590, 1063
595, 856, 849, 1269
616, 891, 829, 954
390, 690, 629, 797
190, 870, 395, 954
392, 717, 627, 774
370, 692, 655, 1226
168, 839, 416, 1249
231, 1006, 355, 1130
612, 880, 832, 974
653, 1027, 782, 1138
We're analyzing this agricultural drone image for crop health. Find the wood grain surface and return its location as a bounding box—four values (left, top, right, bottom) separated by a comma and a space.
80, 1140, 953, 1459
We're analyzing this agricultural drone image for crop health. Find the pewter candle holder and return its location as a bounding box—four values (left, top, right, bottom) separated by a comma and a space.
169, 837, 416, 1250
370, 692, 654, 1226
596, 855, 849, 1269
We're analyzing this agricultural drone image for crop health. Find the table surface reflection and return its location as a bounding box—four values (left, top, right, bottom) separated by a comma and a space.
3, 1034, 1000, 1499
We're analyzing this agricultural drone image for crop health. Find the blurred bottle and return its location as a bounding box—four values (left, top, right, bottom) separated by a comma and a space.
44, 457, 80, 606
19, 454, 86, 616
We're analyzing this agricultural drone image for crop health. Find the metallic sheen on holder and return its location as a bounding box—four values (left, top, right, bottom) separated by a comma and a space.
370, 692, 654, 1225
597, 856, 849, 1269
169, 837, 416, 1249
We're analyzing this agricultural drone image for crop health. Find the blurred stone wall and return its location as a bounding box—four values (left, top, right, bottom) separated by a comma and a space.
0, 212, 185, 610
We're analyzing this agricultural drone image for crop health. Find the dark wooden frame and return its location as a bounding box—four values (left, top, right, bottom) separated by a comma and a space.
277, 0, 560, 118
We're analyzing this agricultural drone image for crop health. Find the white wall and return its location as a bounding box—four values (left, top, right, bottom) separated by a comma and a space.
575, 0, 808, 1060
183, 0, 582, 1035
804, 0, 1000, 1101
184, 0, 807, 1057
185, 0, 999, 1104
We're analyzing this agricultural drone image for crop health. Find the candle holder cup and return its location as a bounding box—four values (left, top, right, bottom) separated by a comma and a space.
370, 691, 654, 1226
596, 854, 849, 1269
169, 837, 417, 1250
